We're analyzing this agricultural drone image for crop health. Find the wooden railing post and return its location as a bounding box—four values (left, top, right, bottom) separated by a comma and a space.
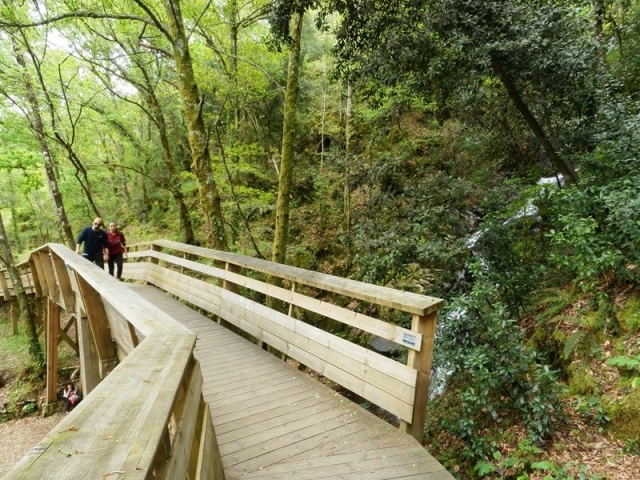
0, 270, 9, 301
400, 311, 437, 443
76, 299, 100, 396
46, 297, 59, 403
11, 300, 19, 335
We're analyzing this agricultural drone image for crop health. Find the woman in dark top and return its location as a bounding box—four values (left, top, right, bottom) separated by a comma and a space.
107, 221, 127, 280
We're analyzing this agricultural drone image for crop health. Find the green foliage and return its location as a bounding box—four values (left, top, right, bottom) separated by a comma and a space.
547, 104, 640, 289
607, 355, 640, 388
474, 439, 543, 478
531, 461, 603, 480
616, 294, 640, 333
432, 271, 563, 461
575, 397, 610, 425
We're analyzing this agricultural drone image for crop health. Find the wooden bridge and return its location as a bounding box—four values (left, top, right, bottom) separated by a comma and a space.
0, 240, 452, 479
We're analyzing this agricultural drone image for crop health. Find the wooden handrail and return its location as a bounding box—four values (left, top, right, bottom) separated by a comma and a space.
134, 249, 424, 351
4, 244, 224, 480
149, 239, 445, 316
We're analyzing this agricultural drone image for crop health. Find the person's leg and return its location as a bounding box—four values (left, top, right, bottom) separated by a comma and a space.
94, 253, 104, 269
115, 253, 123, 279
108, 255, 115, 276
62, 397, 71, 412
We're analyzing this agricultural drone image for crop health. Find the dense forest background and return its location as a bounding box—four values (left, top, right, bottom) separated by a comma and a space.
1, 0, 639, 478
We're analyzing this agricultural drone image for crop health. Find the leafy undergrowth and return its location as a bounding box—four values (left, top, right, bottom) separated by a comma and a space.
0, 305, 79, 420
425, 285, 640, 479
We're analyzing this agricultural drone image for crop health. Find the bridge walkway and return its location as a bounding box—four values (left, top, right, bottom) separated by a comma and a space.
131, 284, 452, 480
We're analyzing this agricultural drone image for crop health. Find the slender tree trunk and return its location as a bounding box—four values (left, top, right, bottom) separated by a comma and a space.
0, 212, 44, 374
593, 0, 607, 68
11, 37, 76, 248
143, 74, 196, 245
228, 0, 240, 131
163, 0, 229, 250
490, 55, 579, 184
272, 12, 303, 267
344, 84, 353, 271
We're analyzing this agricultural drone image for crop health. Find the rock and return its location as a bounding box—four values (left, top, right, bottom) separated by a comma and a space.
368, 336, 397, 355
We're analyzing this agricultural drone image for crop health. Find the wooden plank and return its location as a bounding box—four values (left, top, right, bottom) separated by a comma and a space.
216, 295, 417, 414
129, 284, 453, 480
50, 253, 75, 312
4, 333, 197, 480
214, 390, 333, 436
143, 252, 423, 351
46, 243, 188, 337
46, 298, 59, 402
210, 381, 320, 423
217, 396, 336, 445
76, 306, 100, 396
195, 402, 225, 480
0, 271, 9, 300
145, 267, 417, 392
27, 258, 43, 298
164, 361, 203, 479
146, 240, 446, 315
37, 251, 57, 302
248, 443, 443, 478
221, 405, 358, 457
74, 274, 118, 378
146, 271, 416, 420
401, 312, 437, 442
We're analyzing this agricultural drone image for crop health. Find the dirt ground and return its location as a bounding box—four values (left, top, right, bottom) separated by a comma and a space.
0, 413, 64, 477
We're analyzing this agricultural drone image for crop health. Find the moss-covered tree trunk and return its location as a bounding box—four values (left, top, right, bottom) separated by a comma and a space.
0, 212, 44, 374
11, 35, 75, 249
163, 0, 228, 250
272, 12, 303, 268
490, 55, 579, 184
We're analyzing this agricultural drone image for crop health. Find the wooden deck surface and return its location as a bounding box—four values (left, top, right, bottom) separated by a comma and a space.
131, 285, 453, 480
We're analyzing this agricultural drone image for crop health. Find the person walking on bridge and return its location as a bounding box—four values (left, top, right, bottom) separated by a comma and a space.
107, 221, 127, 280
75, 217, 109, 268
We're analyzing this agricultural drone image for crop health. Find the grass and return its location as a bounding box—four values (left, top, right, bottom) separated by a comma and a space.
0, 304, 31, 379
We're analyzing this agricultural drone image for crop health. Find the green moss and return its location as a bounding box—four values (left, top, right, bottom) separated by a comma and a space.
603, 389, 640, 442
616, 294, 640, 333
580, 305, 607, 332
612, 338, 630, 357
567, 361, 598, 396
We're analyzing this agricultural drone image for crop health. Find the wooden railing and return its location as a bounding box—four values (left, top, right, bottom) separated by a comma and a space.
126, 239, 445, 441
3, 244, 224, 480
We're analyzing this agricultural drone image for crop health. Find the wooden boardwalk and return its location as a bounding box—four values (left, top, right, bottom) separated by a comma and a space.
131, 285, 452, 480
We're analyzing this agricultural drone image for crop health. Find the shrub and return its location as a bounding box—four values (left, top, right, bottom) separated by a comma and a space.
431, 272, 564, 461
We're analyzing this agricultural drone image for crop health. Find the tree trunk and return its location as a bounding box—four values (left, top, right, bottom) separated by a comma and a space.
490, 55, 579, 184
344, 83, 353, 271
592, 0, 606, 67
272, 12, 304, 267
11, 36, 76, 249
0, 211, 44, 374
163, 0, 229, 250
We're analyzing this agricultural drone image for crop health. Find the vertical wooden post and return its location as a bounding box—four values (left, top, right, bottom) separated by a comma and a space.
46, 298, 59, 402
74, 275, 118, 379
220, 263, 239, 330
77, 302, 100, 396
150, 244, 161, 265
148, 244, 161, 285
400, 311, 437, 443
287, 282, 297, 317
11, 300, 19, 335
0, 270, 9, 301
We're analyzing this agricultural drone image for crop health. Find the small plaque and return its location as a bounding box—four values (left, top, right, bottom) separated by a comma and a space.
402, 332, 418, 347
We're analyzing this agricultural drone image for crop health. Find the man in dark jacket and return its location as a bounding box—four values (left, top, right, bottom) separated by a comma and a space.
75, 217, 109, 268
